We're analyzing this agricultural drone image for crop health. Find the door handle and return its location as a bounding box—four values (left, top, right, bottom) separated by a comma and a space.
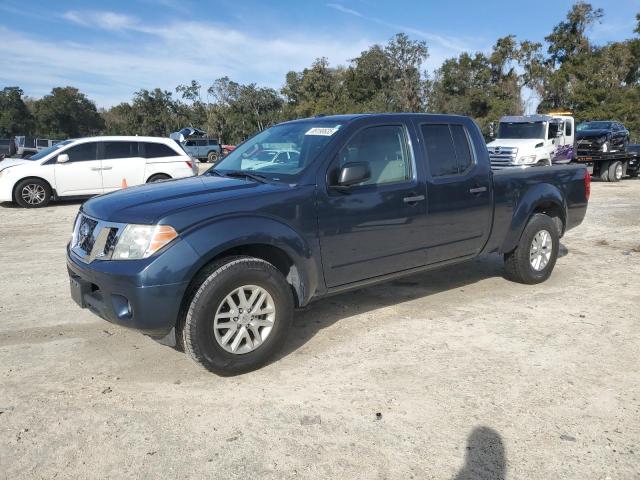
101, 166, 113, 170
469, 186, 487, 194
90, 167, 102, 171
403, 195, 425, 204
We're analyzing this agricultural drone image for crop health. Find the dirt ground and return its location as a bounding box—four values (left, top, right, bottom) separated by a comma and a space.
1, 177, 639, 479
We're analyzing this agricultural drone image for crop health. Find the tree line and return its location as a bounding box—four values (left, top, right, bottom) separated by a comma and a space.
1, 2, 638, 144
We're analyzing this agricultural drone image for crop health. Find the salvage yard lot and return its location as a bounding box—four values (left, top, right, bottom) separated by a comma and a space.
1, 179, 639, 479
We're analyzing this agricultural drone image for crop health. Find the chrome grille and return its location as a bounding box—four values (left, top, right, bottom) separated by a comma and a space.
71, 213, 126, 263
488, 146, 518, 168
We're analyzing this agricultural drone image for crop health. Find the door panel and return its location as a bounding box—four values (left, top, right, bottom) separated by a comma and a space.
100, 141, 146, 191
54, 142, 102, 196
418, 123, 493, 264
317, 124, 428, 287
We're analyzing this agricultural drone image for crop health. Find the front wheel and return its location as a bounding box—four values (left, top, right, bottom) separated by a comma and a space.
182, 257, 294, 375
14, 178, 51, 208
504, 214, 559, 284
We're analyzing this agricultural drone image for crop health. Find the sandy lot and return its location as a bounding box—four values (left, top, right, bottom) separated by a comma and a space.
1, 177, 639, 479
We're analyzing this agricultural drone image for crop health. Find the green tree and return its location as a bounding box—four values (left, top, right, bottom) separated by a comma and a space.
32, 87, 104, 138
0, 87, 34, 137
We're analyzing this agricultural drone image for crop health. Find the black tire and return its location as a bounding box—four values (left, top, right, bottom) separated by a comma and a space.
207, 151, 219, 163
14, 178, 52, 208
147, 174, 171, 183
183, 256, 294, 375
608, 161, 623, 182
504, 213, 559, 284
599, 161, 610, 182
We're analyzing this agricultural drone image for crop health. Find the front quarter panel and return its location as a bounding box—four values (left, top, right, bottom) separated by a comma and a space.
167, 185, 322, 305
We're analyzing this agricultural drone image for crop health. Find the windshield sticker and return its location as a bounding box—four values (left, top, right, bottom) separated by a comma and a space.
305, 126, 340, 136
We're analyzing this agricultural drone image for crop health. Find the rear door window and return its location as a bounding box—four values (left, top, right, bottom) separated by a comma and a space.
102, 141, 139, 159
143, 142, 177, 158
421, 124, 474, 177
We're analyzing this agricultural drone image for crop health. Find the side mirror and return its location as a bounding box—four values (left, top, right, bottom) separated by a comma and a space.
336, 161, 370, 187
57, 153, 70, 163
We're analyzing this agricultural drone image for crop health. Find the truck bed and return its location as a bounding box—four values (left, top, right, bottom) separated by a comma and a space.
484, 164, 589, 255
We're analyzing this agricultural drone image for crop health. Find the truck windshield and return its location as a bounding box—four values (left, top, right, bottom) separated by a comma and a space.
210, 121, 342, 182
25, 140, 72, 160
497, 122, 545, 139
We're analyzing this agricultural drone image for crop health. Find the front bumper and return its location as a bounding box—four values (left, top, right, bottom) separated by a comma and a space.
66, 241, 197, 337
0, 177, 14, 202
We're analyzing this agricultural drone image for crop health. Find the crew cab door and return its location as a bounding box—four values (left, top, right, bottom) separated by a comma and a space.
417, 122, 493, 264
316, 122, 428, 287
100, 141, 146, 192
53, 141, 102, 196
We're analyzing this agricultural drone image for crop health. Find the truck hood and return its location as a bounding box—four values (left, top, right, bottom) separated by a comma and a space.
82, 175, 290, 225
487, 138, 544, 150
0, 158, 31, 171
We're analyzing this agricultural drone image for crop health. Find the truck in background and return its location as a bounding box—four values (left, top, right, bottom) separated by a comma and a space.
487, 114, 575, 169
170, 127, 222, 163
13, 136, 61, 158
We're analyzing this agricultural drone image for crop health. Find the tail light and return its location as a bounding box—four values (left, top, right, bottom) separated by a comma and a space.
584, 168, 591, 200
185, 161, 193, 169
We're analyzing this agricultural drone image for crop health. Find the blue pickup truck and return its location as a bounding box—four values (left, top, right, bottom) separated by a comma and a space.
67, 114, 590, 375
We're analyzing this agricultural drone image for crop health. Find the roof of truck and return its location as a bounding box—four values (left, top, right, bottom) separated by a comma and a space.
500, 114, 554, 123
282, 112, 472, 124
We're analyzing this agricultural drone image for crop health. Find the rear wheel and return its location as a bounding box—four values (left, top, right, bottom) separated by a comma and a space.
147, 174, 171, 183
14, 178, 51, 208
207, 151, 219, 163
504, 214, 559, 284
182, 256, 294, 375
608, 161, 623, 182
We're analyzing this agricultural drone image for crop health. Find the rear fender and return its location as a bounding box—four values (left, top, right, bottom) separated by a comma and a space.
500, 183, 567, 254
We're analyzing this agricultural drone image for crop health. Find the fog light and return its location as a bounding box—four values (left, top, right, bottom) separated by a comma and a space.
111, 294, 132, 320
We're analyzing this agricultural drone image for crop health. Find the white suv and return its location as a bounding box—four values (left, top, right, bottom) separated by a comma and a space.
0, 136, 197, 208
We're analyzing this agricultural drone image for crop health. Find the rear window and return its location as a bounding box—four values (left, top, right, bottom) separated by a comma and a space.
143, 142, 178, 158
0, 139, 9, 146
208, 139, 218, 146
103, 141, 139, 159
421, 124, 474, 177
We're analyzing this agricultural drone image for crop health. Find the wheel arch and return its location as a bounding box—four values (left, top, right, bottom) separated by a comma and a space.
500, 183, 567, 254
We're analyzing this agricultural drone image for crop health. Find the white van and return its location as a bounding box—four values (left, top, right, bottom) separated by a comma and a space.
0, 136, 197, 207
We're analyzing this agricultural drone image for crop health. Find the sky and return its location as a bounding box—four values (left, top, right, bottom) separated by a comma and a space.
1, 0, 638, 109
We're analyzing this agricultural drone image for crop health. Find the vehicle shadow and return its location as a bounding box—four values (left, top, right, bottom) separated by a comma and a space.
453, 426, 506, 480
276, 244, 569, 361
0, 198, 86, 209
275, 254, 505, 361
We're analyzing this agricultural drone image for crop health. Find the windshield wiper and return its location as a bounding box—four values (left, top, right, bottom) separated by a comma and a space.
220, 170, 268, 183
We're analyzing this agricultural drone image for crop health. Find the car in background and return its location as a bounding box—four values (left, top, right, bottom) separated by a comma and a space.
13, 136, 61, 158
170, 128, 222, 163
0, 136, 197, 208
576, 121, 630, 154
183, 138, 222, 163
0, 138, 15, 158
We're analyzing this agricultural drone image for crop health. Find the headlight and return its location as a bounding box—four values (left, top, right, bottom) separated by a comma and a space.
518, 155, 537, 164
112, 224, 178, 260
